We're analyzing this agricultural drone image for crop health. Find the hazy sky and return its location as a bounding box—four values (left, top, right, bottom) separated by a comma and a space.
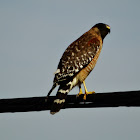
0, 0, 140, 140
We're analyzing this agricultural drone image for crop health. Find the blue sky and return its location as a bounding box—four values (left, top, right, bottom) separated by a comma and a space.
0, 0, 140, 140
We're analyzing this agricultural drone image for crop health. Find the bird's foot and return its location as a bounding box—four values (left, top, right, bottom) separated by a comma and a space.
76, 88, 84, 97
83, 91, 95, 100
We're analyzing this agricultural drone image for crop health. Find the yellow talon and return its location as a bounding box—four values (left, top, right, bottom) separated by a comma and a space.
83, 81, 95, 100
77, 81, 95, 100
83, 91, 95, 100
77, 87, 84, 97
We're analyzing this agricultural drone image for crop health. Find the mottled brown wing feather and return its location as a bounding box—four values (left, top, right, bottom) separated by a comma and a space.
54, 32, 101, 84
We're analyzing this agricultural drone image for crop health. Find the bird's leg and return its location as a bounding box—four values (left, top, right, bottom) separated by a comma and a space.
83, 81, 95, 100
76, 85, 84, 97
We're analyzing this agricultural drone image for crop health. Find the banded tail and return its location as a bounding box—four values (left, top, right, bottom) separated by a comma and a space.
50, 82, 72, 115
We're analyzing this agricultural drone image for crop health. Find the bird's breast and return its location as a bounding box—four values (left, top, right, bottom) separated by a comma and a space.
76, 46, 102, 83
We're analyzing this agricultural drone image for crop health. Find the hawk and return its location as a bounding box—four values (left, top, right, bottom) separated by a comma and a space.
47, 23, 110, 114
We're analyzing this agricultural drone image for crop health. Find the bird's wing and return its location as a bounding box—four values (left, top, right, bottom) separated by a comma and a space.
54, 32, 101, 84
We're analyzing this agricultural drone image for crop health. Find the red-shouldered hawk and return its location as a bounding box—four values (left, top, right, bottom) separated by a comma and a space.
47, 23, 110, 114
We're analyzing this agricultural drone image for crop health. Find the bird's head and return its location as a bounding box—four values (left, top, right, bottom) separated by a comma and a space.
93, 23, 111, 40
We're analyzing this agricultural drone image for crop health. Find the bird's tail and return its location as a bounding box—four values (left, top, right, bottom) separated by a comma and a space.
50, 82, 72, 115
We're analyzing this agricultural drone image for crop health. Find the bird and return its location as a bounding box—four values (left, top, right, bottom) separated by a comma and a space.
47, 23, 110, 115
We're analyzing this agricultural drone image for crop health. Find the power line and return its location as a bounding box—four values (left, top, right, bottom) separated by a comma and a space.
0, 90, 140, 113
